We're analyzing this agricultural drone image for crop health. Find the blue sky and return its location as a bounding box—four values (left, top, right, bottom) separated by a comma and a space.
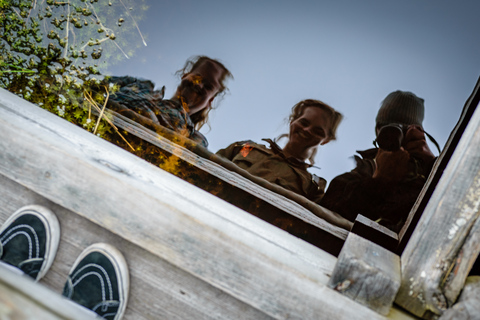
108, 0, 480, 184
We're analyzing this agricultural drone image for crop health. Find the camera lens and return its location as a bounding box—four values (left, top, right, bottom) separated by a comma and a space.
376, 124, 404, 151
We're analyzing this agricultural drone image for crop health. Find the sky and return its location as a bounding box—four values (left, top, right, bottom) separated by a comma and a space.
107, 0, 480, 184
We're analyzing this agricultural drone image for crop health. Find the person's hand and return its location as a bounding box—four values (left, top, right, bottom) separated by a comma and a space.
403, 125, 435, 165
373, 147, 410, 181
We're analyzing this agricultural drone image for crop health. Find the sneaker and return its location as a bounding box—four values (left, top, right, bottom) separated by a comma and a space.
62, 243, 129, 320
0, 205, 60, 281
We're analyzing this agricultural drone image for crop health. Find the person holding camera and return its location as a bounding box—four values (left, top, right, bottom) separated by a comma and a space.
320, 90, 437, 232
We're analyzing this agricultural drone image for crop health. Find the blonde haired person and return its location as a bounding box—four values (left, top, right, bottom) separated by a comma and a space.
217, 99, 342, 203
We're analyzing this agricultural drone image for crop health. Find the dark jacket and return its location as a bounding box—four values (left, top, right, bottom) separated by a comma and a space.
217, 139, 326, 203
320, 148, 433, 232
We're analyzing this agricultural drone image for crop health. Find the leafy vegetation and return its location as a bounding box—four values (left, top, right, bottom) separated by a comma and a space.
0, 1, 201, 177
0, 0, 147, 137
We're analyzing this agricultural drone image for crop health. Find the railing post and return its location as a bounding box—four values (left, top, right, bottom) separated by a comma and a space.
328, 233, 401, 315
395, 100, 480, 319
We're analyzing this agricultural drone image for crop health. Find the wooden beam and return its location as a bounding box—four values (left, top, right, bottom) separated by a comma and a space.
328, 233, 401, 315
398, 76, 480, 252
0, 174, 275, 320
395, 99, 480, 319
105, 100, 353, 232
0, 262, 97, 320
99, 107, 351, 256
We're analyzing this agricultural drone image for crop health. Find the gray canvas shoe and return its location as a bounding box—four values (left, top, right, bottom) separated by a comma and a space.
0, 205, 60, 281
62, 243, 129, 320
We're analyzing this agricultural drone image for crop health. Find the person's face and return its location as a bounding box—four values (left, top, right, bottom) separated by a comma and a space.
176, 60, 223, 115
288, 106, 332, 150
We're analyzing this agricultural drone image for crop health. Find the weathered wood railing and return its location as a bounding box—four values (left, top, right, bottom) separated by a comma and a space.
1, 88, 409, 319
328, 76, 480, 318
2, 71, 479, 319
394, 77, 480, 318
99, 102, 351, 256
398, 76, 480, 252
105, 75, 480, 319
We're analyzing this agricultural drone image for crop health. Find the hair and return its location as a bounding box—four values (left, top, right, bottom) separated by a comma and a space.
281, 99, 343, 165
175, 56, 233, 130
289, 99, 343, 140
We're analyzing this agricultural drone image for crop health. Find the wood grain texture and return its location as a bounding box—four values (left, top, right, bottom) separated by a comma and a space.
395, 100, 480, 319
328, 233, 401, 315
0, 175, 271, 320
398, 76, 480, 252
438, 276, 480, 320
0, 263, 97, 320
0, 88, 386, 319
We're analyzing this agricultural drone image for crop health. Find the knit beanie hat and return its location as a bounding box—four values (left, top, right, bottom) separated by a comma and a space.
375, 90, 425, 129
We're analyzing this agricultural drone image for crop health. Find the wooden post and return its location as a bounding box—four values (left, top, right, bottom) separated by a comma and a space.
395, 100, 480, 319
328, 233, 401, 315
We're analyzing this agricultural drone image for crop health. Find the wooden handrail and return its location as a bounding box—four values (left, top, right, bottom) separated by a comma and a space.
94, 102, 352, 255
105, 104, 353, 230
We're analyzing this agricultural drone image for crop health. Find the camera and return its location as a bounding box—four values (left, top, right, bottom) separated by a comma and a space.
375, 123, 408, 151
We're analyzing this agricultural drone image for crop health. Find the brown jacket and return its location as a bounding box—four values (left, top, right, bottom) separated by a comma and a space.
217, 139, 326, 203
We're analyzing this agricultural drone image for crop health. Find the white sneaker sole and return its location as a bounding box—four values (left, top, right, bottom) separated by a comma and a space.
0, 205, 60, 281
67, 243, 129, 320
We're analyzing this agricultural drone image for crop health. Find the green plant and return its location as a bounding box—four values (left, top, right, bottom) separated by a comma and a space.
0, 0, 147, 138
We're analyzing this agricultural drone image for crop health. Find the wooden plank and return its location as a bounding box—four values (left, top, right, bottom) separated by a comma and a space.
0, 181, 418, 320
0, 174, 274, 320
328, 233, 401, 315
395, 99, 480, 319
398, 76, 480, 252
99, 107, 350, 256
0, 262, 98, 320
106, 107, 352, 231
0, 88, 387, 319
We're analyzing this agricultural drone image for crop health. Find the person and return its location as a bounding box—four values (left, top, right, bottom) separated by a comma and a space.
106, 56, 232, 147
217, 99, 343, 204
0, 205, 129, 320
320, 90, 438, 232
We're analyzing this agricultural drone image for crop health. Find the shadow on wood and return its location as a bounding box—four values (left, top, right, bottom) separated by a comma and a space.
351, 215, 398, 252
